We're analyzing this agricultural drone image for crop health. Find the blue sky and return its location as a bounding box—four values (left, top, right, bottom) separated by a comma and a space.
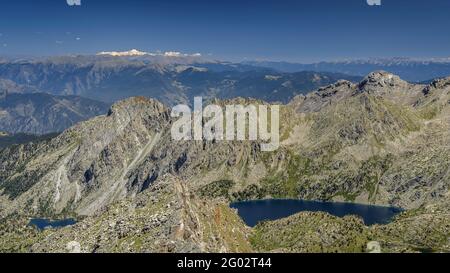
0, 0, 449, 62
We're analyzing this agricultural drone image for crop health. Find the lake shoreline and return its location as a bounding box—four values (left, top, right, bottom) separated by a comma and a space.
230, 199, 404, 227
230, 198, 405, 210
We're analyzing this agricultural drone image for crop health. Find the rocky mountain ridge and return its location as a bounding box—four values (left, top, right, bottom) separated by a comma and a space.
0, 71, 448, 253
0, 71, 448, 215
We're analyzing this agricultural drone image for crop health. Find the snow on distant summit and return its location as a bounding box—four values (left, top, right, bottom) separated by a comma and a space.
97, 49, 202, 58
163, 51, 202, 57
97, 49, 149, 57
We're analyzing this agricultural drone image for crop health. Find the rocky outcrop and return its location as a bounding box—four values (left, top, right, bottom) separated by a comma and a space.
289, 80, 355, 113
358, 71, 410, 93
251, 212, 369, 253
423, 77, 450, 95
371, 201, 450, 252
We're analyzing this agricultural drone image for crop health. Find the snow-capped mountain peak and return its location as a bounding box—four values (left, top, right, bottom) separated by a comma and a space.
97, 49, 150, 57
97, 49, 202, 58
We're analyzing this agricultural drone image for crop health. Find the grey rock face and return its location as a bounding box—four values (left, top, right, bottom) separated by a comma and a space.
358, 71, 410, 93
290, 79, 355, 113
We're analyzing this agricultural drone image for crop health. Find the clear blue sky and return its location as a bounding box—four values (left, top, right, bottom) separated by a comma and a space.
0, 0, 449, 62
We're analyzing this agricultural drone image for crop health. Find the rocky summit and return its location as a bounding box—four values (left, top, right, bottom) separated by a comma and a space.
0, 71, 449, 253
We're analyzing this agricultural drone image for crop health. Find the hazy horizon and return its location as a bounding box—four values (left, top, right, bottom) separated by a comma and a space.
1, 51, 450, 65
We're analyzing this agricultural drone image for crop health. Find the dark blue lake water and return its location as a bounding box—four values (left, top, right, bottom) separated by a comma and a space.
29, 218, 76, 230
230, 199, 403, 227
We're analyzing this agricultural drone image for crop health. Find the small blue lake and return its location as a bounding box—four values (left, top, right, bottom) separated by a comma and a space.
230, 199, 403, 227
29, 218, 77, 230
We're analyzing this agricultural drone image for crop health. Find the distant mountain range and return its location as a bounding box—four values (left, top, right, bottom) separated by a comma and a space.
244, 57, 450, 82
0, 54, 366, 135
0, 55, 361, 106
2, 53, 450, 136
0, 91, 109, 134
